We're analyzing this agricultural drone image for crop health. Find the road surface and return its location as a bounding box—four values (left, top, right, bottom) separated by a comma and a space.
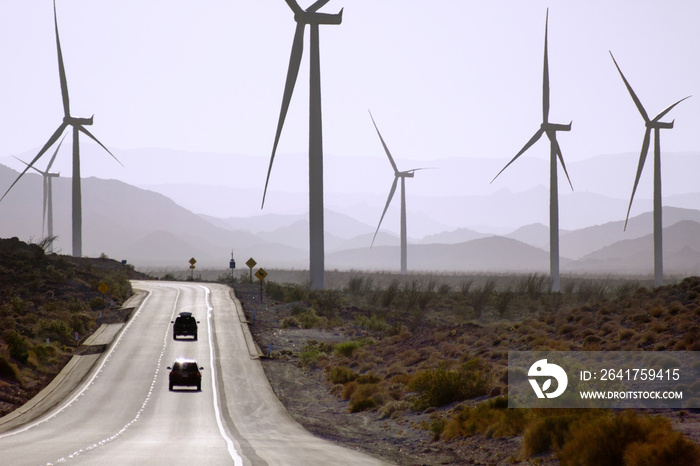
0, 281, 388, 465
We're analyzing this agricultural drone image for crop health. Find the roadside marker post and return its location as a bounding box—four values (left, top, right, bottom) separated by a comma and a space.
230, 251, 236, 287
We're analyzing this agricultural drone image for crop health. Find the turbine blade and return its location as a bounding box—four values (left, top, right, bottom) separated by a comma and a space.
284, 0, 304, 15
46, 134, 67, 171
262, 22, 305, 209
653, 95, 691, 122
54, 0, 70, 117
371, 176, 398, 248
308, 0, 331, 13
609, 51, 650, 123
491, 128, 544, 183
542, 9, 550, 123
368, 110, 399, 174
1, 123, 67, 202
77, 126, 123, 167
13, 156, 43, 175
549, 132, 573, 190
624, 127, 652, 230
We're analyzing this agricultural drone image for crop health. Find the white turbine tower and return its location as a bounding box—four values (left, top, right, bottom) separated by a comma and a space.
369, 111, 427, 275
1, 0, 121, 257
262, 0, 343, 290
13, 136, 66, 253
491, 9, 572, 293
610, 52, 691, 288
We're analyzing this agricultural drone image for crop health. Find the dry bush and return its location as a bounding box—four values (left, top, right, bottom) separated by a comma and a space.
441, 397, 528, 440
558, 411, 699, 466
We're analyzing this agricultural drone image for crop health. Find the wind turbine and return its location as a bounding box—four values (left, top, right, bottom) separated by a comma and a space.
368, 111, 427, 275
13, 135, 67, 253
262, 0, 343, 290
1, 0, 121, 258
491, 10, 572, 293
609, 52, 691, 287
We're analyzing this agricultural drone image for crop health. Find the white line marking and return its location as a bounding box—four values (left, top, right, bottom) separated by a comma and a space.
201, 285, 243, 466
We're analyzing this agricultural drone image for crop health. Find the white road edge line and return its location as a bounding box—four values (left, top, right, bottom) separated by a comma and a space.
201, 285, 244, 466
0, 287, 154, 440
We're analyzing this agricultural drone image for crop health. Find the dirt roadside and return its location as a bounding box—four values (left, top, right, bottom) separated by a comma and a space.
234, 283, 538, 466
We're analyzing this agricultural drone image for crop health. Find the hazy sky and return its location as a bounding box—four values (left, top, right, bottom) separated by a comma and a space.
0, 1, 699, 209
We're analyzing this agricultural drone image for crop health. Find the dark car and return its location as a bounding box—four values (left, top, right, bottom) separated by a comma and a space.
171, 312, 199, 340
168, 358, 203, 391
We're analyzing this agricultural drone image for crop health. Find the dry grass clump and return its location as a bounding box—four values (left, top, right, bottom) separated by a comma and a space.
557, 411, 699, 466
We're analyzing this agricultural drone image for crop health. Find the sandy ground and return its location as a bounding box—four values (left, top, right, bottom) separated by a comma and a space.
235, 283, 543, 465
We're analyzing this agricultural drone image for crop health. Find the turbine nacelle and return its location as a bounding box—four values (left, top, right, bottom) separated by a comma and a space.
64, 115, 94, 126
286, 0, 343, 25
646, 120, 674, 130
398, 171, 415, 178
541, 122, 572, 132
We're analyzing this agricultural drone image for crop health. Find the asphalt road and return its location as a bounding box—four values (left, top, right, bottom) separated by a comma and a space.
0, 281, 387, 465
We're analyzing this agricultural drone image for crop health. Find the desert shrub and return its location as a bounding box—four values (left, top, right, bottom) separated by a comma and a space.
281, 316, 299, 328
89, 296, 106, 310
518, 273, 549, 298
334, 339, 372, 358
348, 383, 381, 412
353, 313, 391, 333
437, 283, 452, 296
346, 275, 374, 298
2, 330, 29, 364
32, 342, 58, 362
442, 396, 529, 440
379, 400, 411, 419
310, 289, 343, 315
494, 288, 514, 318
430, 416, 447, 440
285, 284, 308, 302
522, 414, 579, 456
70, 313, 94, 334
356, 373, 381, 384
558, 411, 700, 466
380, 280, 400, 308
327, 365, 357, 384
0, 355, 21, 382
299, 347, 321, 367
409, 358, 490, 409
469, 280, 495, 318
459, 279, 474, 296
265, 281, 286, 301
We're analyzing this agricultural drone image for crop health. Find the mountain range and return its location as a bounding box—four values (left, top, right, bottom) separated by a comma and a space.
1, 159, 699, 277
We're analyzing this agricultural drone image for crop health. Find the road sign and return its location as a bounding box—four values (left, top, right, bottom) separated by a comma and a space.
189, 257, 197, 266
255, 268, 268, 282
189, 265, 195, 270
246, 258, 257, 269
98, 283, 108, 294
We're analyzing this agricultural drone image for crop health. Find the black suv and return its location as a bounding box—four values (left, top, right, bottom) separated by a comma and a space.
168, 358, 203, 391
172, 312, 199, 340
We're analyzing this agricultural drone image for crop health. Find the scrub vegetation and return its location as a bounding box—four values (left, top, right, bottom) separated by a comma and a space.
0, 237, 146, 416
237, 270, 700, 464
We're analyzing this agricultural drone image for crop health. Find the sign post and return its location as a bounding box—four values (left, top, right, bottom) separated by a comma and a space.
255, 268, 267, 302
246, 257, 257, 283
229, 251, 236, 286
189, 257, 197, 281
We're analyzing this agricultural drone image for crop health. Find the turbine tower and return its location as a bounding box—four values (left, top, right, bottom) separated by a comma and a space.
491, 10, 573, 293
262, 0, 343, 290
13, 135, 66, 253
1, 0, 121, 258
369, 111, 427, 275
610, 52, 691, 288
